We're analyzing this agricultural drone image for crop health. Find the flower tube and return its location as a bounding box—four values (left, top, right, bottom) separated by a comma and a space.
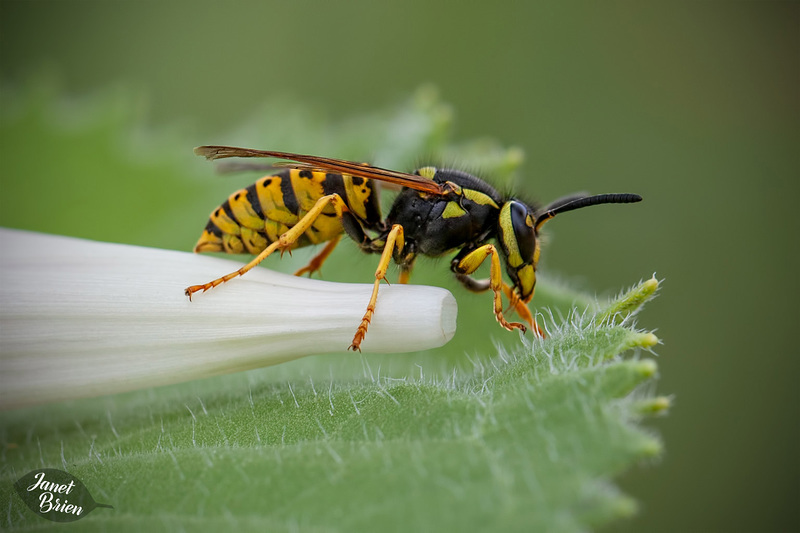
0, 229, 457, 409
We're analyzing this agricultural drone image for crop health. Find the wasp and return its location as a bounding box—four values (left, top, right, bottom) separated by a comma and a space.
185, 146, 642, 351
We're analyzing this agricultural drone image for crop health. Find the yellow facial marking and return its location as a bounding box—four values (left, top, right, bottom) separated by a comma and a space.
498, 204, 523, 267
442, 201, 467, 219
517, 264, 536, 301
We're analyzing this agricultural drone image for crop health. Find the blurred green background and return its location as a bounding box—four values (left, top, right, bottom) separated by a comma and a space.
0, 1, 797, 531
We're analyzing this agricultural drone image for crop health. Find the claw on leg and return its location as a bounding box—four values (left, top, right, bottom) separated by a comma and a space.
501, 283, 544, 338
184, 240, 283, 299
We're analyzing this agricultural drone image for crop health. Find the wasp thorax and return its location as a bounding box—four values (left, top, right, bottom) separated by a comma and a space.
498, 201, 538, 302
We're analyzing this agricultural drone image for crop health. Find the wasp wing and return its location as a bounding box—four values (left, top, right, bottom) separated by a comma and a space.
195, 145, 444, 195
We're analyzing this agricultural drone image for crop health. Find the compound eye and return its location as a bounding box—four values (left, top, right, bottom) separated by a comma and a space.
509, 201, 536, 262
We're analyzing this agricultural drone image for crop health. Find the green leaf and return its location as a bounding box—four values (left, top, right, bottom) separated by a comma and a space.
0, 84, 664, 532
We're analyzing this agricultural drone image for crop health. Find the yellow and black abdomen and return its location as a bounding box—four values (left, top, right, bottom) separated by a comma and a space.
194, 169, 381, 255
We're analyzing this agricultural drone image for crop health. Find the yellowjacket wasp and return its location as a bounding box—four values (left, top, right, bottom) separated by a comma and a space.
186, 146, 642, 351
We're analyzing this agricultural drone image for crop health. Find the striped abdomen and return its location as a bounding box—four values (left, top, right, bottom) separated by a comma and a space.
194, 169, 381, 254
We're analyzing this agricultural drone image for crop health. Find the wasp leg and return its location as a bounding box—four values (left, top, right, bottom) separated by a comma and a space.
451, 244, 527, 333
454, 272, 542, 336
453, 272, 490, 292
294, 234, 342, 277
185, 194, 350, 299
500, 284, 544, 337
349, 224, 405, 352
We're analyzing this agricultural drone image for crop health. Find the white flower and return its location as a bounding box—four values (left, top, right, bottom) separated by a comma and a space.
0, 228, 457, 409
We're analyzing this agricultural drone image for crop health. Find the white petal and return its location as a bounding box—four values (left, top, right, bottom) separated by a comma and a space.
0, 229, 457, 409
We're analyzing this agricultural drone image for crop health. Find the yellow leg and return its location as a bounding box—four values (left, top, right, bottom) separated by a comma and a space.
455, 244, 527, 333
349, 224, 405, 352
501, 284, 544, 338
294, 234, 341, 277
185, 194, 349, 299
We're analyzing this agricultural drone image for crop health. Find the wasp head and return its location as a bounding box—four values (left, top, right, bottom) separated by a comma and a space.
498, 193, 643, 303
497, 200, 539, 303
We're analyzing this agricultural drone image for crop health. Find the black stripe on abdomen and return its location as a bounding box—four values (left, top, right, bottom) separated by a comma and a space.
204, 219, 223, 237
245, 183, 265, 219
280, 173, 300, 214
322, 172, 347, 201
221, 201, 239, 225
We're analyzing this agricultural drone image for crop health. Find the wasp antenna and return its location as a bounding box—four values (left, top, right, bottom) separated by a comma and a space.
536, 192, 590, 214
535, 193, 642, 230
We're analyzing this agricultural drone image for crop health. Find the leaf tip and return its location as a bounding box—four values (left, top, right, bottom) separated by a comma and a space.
634, 359, 658, 379
642, 276, 659, 294
635, 395, 672, 416
636, 436, 664, 460
638, 332, 660, 348
598, 275, 661, 325
621, 331, 660, 353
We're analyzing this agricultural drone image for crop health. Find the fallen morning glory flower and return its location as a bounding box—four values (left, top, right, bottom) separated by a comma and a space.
0, 228, 457, 409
